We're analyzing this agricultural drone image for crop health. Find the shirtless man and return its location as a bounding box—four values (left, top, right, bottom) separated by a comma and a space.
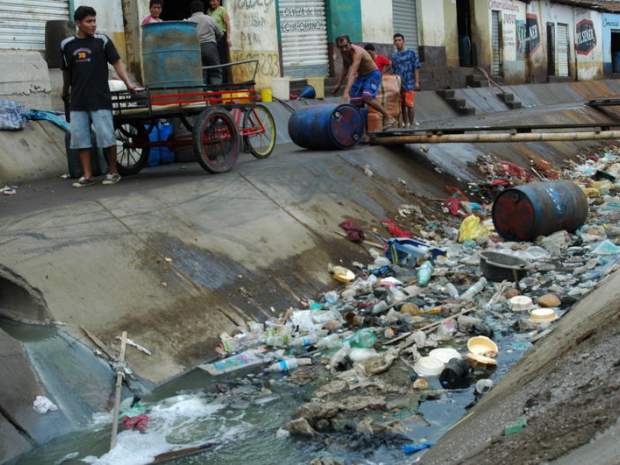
333, 35, 397, 130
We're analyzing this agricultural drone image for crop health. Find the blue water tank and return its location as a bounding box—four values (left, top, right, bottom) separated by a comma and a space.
142, 21, 203, 89
288, 104, 364, 150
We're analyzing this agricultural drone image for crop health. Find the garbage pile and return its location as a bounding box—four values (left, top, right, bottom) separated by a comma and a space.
185, 147, 620, 461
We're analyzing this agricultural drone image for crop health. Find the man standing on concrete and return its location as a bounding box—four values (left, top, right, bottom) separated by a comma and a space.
391, 33, 421, 127
188, 0, 223, 86
61, 5, 137, 187
334, 35, 397, 130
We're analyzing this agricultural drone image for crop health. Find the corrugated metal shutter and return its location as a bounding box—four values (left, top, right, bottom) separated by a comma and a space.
0, 0, 69, 50
279, 0, 329, 79
392, 0, 418, 50
557, 23, 569, 77
491, 10, 502, 78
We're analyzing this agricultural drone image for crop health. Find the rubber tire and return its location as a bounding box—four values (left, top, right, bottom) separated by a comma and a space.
114, 123, 150, 176
192, 108, 240, 173
242, 104, 277, 159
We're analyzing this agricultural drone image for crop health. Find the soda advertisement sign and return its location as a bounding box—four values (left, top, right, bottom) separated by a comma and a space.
575, 18, 596, 55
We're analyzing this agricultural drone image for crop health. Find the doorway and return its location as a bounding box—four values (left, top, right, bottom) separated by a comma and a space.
457, 0, 473, 66
547, 22, 555, 77
612, 31, 620, 74
160, 0, 206, 20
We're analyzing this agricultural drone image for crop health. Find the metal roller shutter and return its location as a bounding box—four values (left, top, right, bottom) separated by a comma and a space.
279, 0, 329, 79
491, 10, 503, 78
557, 23, 569, 77
392, 0, 419, 50
0, 0, 69, 50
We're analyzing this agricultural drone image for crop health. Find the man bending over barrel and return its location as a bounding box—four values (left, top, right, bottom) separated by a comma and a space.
334, 35, 397, 131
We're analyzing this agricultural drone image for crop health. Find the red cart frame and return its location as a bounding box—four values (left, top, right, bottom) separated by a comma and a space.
111, 59, 276, 175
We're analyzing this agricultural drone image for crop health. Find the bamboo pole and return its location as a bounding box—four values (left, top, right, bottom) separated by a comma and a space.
110, 331, 128, 451
371, 130, 620, 145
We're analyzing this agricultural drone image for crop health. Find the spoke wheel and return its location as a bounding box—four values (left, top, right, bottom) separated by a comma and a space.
242, 104, 276, 159
114, 122, 149, 176
193, 108, 239, 173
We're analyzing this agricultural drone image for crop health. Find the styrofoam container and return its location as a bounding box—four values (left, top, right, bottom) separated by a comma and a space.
510, 295, 534, 312
529, 307, 559, 323
428, 347, 462, 365
414, 356, 445, 377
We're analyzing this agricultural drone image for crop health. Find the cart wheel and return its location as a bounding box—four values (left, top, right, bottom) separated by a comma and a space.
114, 123, 149, 176
193, 107, 239, 173
242, 104, 277, 159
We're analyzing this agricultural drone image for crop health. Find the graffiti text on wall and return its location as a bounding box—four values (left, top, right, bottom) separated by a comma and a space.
279, 5, 326, 34
575, 19, 597, 56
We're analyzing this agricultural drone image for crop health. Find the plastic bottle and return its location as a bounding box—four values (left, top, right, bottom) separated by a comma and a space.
266, 358, 312, 373
324, 291, 339, 305
349, 328, 376, 348
402, 442, 434, 455
291, 335, 319, 347
317, 333, 342, 350
446, 283, 460, 299
328, 342, 351, 369
263, 334, 290, 347
460, 277, 487, 301
416, 261, 433, 287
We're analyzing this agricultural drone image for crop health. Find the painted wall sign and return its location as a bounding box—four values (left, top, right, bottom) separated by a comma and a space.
575, 18, 597, 55
526, 12, 541, 54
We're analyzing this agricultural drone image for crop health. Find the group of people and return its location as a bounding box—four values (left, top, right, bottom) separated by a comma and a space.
142, 0, 232, 86
334, 33, 421, 130
61, 2, 234, 188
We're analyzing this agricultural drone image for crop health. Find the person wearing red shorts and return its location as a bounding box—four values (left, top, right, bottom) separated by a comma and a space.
391, 33, 421, 128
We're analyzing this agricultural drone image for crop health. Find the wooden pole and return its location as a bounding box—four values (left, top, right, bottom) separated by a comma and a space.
110, 331, 128, 451
371, 129, 620, 145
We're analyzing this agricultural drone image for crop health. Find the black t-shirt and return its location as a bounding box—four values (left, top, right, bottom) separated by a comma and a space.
60, 34, 120, 111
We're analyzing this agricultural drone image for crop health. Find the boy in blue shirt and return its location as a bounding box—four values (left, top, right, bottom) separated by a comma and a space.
391, 33, 421, 127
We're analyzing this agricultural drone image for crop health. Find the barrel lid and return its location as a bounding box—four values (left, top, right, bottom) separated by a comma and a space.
329, 105, 363, 149
492, 189, 535, 241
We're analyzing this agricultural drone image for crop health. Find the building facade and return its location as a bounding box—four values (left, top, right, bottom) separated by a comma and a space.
0, 0, 619, 99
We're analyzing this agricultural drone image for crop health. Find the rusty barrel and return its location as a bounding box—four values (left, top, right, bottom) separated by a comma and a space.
142, 21, 203, 88
288, 104, 364, 150
492, 181, 588, 241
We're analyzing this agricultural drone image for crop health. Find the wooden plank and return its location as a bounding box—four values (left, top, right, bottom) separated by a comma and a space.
110, 331, 127, 451
148, 442, 217, 464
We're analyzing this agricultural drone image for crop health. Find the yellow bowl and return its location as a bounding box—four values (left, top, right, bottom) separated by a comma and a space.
467, 336, 498, 357
466, 352, 498, 367
332, 266, 355, 283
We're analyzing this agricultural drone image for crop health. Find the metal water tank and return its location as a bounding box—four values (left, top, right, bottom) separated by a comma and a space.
142, 21, 203, 88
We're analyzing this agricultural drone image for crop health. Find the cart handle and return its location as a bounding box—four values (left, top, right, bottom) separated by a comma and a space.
202, 59, 259, 82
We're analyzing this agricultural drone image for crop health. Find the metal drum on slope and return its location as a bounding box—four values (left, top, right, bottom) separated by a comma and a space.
288, 104, 364, 150
492, 181, 588, 241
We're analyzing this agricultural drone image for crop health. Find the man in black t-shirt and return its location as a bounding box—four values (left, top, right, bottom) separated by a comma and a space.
61, 6, 137, 187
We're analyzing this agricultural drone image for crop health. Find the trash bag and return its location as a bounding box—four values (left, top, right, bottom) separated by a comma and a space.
458, 215, 490, 243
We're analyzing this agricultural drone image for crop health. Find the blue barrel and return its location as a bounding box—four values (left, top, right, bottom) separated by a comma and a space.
614, 52, 620, 73
142, 21, 203, 88
288, 104, 364, 150
492, 181, 588, 241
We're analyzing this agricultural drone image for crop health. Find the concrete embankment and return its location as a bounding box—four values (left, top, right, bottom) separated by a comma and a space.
0, 79, 619, 461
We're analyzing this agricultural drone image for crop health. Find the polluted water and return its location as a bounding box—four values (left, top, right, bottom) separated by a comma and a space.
12, 146, 620, 465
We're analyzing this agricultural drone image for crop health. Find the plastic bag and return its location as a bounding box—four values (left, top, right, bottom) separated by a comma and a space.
458, 215, 489, 243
